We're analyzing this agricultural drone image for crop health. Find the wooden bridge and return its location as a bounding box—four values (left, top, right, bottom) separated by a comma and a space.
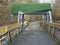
0, 3, 60, 45
0, 21, 60, 45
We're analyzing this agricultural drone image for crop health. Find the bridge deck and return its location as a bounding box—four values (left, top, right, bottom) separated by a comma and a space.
14, 22, 58, 45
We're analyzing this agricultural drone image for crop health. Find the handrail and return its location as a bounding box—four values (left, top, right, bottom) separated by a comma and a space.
44, 22, 60, 29
41, 21, 60, 29
0, 23, 21, 45
0, 23, 21, 35
40, 21, 60, 44
0, 21, 29, 45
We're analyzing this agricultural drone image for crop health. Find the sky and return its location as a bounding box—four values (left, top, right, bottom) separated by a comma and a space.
39, 0, 55, 4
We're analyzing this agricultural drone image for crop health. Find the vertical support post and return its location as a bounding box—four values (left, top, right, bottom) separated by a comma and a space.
18, 11, 21, 23
44, 14, 48, 31
48, 11, 53, 23
54, 28, 56, 37
46, 14, 49, 22
21, 14, 24, 32
21, 14, 24, 31
42, 15, 45, 28
0, 35, 2, 45
18, 11, 24, 32
22, 14, 24, 28
44, 15, 47, 22
42, 15, 45, 21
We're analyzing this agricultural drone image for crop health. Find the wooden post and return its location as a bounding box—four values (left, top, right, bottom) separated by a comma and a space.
54, 28, 57, 38
50, 26, 51, 34
0, 37, 2, 45
0, 41, 2, 45
54, 28, 56, 37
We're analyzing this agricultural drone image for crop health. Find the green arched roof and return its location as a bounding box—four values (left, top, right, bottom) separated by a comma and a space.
11, 3, 51, 13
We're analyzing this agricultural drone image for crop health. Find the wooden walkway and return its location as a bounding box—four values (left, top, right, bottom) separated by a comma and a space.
14, 22, 58, 45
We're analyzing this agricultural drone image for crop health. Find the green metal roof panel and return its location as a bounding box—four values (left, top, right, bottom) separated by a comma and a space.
11, 3, 51, 13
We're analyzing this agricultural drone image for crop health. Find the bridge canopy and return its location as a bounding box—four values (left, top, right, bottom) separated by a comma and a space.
11, 3, 51, 14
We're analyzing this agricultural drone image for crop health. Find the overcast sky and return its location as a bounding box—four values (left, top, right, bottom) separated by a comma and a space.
39, 0, 55, 4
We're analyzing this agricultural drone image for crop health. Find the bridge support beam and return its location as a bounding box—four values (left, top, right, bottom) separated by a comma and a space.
48, 11, 53, 23
18, 11, 21, 23
18, 11, 24, 23
18, 11, 25, 31
43, 11, 53, 23
22, 14, 24, 27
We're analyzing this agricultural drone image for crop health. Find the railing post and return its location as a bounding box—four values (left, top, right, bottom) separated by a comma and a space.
0, 35, 2, 45
48, 26, 50, 33
0, 41, 2, 45
54, 28, 56, 38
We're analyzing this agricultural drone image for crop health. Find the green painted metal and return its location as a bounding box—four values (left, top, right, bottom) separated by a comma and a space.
11, 3, 51, 13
